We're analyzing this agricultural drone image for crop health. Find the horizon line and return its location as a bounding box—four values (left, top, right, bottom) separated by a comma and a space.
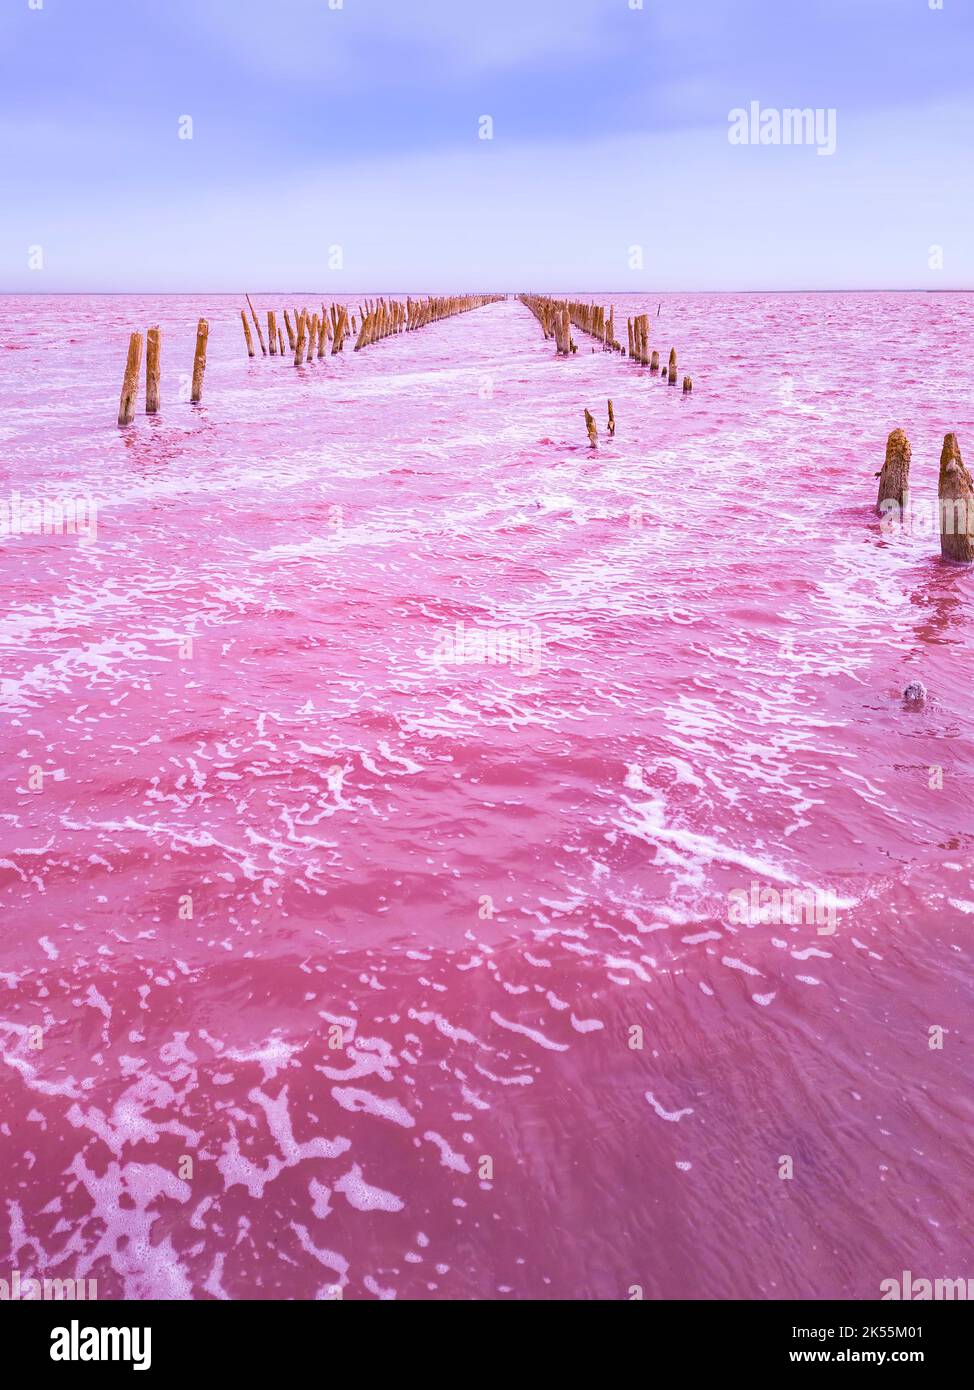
1, 287, 971, 297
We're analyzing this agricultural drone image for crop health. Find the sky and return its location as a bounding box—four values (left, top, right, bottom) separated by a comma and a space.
1, 0, 973, 291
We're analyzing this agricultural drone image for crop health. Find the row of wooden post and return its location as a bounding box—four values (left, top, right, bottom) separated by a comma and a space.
354, 294, 501, 351
625, 324, 692, 392
519, 295, 623, 356
518, 294, 692, 391
519, 296, 573, 353
876, 429, 974, 563
241, 296, 352, 365
118, 320, 208, 426
568, 301, 623, 354
241, 293, 503, 365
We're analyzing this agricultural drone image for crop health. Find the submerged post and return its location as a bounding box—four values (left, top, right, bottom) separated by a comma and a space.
608, 400, 615, 437
246, 295, 267, 356
683, 376, 692, 395
584, 409, 598, 449
668, 348, 678, 384
117, 331, 144, 427
241, 310, 255, 358
146, 326, 161, 414
191, 318, 209, 404
939, 433, 974, 563
875, 429, 911, 514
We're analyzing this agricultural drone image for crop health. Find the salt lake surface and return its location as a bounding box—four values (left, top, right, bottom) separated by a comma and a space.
0, 291, 972, 1299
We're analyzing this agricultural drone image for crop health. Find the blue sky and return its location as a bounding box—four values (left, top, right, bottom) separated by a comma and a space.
1, 0, 972, 290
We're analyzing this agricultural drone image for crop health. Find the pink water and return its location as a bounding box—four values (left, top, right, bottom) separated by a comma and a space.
1, 292, 972, 1301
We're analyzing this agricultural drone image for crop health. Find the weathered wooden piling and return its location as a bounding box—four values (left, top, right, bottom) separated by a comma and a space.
284, 311, 297, 352
117, 331, 144, 427
650, 350, 660, 374
190, 319, 209, 404
294, 313, 307, 366
939, 433, 974, 563
875, 429, 911, 513
241, 310, 255, 358
518, 294, 657, 362
246, 295, 267, 356
145, 326, 161, 414
584, 409, 598, 448
683, 376, 692, 394
331, 306, 347, 355
608, 400, 615, 437
267, 310, 278, 356
668, 348, 678, 384
278, 328, 285, 356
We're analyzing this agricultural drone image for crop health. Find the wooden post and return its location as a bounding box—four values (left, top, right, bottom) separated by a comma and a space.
584, 409, 598, 449
278, 328, 285, 356
331, 306, 348, 355
117, 331, 144, 427
939, 433, 974, 563
190, 319, 209, 403
608, 400, 615, 437
294, 313, 307, 366
241, 310, 255, 358
284, 311, 297, 351
145, 326, 161, 414
650, 350, 659, 374
875, 429, 910, 513
246, 294, 267, 356
683, 376, 692, 394
668, 348, 678, 384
